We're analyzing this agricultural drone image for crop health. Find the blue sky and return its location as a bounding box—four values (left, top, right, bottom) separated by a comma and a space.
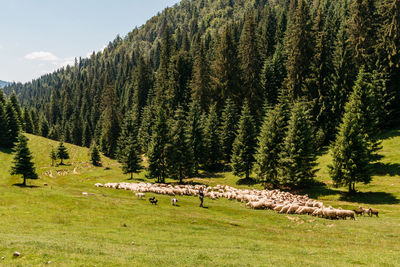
0, 0, 180, 83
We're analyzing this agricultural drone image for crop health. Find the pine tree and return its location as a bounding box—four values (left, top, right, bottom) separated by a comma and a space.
211, 24, 241, 106
138, 101, 155, 154
8, 92, 22, 125
329, 81, 375, 193
57, 141, 69, 165
190, 40, 211, 111
5, 101, 20, 147
100, 83, 121, 158
238, 12, 263, 116
279, 101, 316, 187
0, 101, 10, 147
50, 147, 57, 166
261, 43, 286, 106
203, 104, 221, 170
155, 25, 174, 106
22, 107, 34, 134
147, 106, 169, 183
348, 0, 379, 70
90, 143, 102, 167
117, 108, 142, 179
40, 116, 49, 138
283, 0, 314, 100
168, 106, 193, 182
10, 134, 38, 186
254, 103, 287, 187
186, 99, 204, 174
219, 98, 238, 163
231, 101, 256, 179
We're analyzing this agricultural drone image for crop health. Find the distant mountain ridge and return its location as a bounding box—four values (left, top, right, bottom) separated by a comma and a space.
0, 80, 10, 88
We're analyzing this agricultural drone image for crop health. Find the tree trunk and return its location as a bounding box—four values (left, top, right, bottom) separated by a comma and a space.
348, 183, 352, 193
130, 172, 133, 180
23, 176, 26, 186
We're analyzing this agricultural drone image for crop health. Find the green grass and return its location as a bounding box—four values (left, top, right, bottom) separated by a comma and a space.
0, 132, 400, 266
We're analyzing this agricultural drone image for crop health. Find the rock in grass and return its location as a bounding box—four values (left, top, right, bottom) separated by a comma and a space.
1, 256, 5, 260
13, 251, 20, 257
131, 242, 135, 245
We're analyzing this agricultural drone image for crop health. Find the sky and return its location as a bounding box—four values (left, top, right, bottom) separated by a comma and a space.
0, 0, 181, 83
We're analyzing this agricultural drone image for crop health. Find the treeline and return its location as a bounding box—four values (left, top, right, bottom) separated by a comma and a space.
2, 0, 400, 190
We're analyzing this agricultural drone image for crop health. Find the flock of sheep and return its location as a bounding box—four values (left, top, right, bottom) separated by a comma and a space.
94, 182, 374, 220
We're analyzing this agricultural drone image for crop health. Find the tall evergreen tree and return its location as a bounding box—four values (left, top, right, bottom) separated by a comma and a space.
0, 101, 9, 147
219, 98, 238, 163
50, 147, 57, 166
231, 101, 256, 179
283, 0, 314, 100
279, 101, 316, 187
238, 12, 263, 116
186, 99, 204, 174
147, 106, 169, 183
8, 92, 22, 124
168, 106, 193, 182
348, 0, 379, 70
329, 79, 376, 193
203, 104, 221, 170
117, 108, 142, 179
190, 41, 211, 111
22, 107, 34, 134
40, 116, 49, 138
5, 101, 20, 147
10, 134, 38, 186
254, 103, 287, 187
100, 83, 121, 158
211, 24, 241, 107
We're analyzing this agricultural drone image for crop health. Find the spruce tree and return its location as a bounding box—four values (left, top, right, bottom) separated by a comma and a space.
190, 40, 211, 111
254, 103, 287, 187
219, 98, 238, 163
100, 83, 121, 158
231, 101, 256, 179
9, 92, 22, 124
90, 143, 102, 167
211, 24, 241, 106
203, 104, 221, 170
10, 134, 38, 186
279, 101, 316, 187
238, 12, 263, 116
168, 106, 193, 182
22, 107, 34, 134
57, 141, 69, 165
5, 101, 20, 147
0, 101, 9, 147
40, 116, 49, 138
117, 108, 142, 179
147, 106, 169, 183
50, 147, 57, 166
138, 101, 155, 154
329, 84, 375, 193
283, 0, 314, 100
186, 99, 204, 174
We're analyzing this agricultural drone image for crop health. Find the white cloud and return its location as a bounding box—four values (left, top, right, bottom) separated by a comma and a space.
25, 51, 59, 61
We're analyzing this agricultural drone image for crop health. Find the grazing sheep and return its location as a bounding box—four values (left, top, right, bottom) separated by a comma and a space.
171, 198, 178, 206
136, 193, 145, 199
368, 208, 379, 217
353, 208, 363, 216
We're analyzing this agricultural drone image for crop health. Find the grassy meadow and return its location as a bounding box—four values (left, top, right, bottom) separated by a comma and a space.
0, 132, 400, 266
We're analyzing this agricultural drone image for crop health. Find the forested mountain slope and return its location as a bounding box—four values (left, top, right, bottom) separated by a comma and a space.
3, 0, 400, 163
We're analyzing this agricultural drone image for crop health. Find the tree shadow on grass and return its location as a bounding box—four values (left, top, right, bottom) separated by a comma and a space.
377, 128, 400, 140
0, 147, 13, 154
236, 178, 259, 186
339, 191, 400, 205
372, 162, 400, 176
12, 183, 40, 188
196, 172, 224, 179
298, 181, 339, 199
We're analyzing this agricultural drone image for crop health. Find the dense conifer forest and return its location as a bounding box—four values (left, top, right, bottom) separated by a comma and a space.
2, 0, 400, 190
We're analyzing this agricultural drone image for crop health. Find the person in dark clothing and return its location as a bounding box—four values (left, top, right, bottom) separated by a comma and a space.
199, 187, 204, 207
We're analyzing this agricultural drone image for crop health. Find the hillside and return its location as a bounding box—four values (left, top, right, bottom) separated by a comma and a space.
0, 132, 399, 265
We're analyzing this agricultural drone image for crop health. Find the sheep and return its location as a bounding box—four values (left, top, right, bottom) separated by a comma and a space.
136, 193, 145, 199
353, 208, 364, 216
287, 204, 300, 214
95, 183, 103, 187
368, 208, 379, 217
171, 198, 178, 206
336, 210, 355, 220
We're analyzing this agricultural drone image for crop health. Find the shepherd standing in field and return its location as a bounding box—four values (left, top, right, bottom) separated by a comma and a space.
199, 187, 204, 207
